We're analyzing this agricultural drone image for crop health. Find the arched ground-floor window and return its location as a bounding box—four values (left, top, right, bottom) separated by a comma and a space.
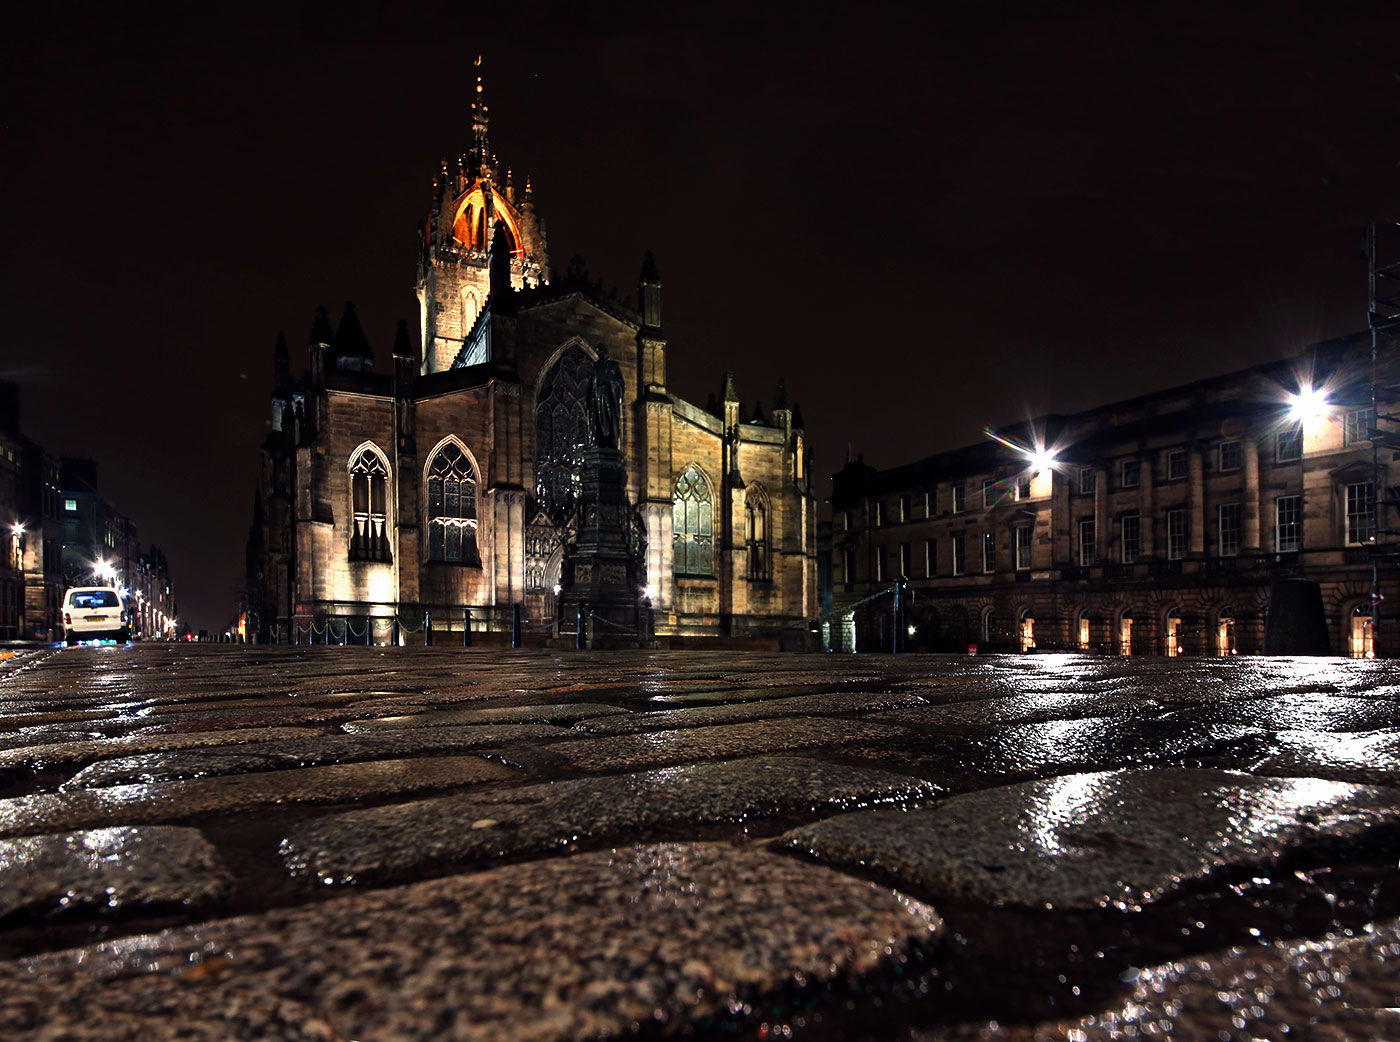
1020, 612, 1035, 652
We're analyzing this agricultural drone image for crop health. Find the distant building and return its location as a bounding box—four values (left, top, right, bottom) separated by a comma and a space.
830, 331, 1400, 658
246, 69, 817, 644
60, 457, 176, 639
0, 384, 63, 639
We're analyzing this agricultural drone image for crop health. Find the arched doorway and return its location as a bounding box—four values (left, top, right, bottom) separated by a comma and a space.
1117, 611, 1133, 656
1216, 607, 1237, 656
1164, 608, 1182, 657
1351, 603, 1375, 659
1020, 611, 1036, 652
1075, 609, 1090, 651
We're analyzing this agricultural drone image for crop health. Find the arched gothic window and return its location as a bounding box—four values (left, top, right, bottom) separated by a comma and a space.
673, 466, 713, 576
535, 345, 594, 523
349, 448, 391, 562
427, 443, 478, 564
746, 486, 770, 581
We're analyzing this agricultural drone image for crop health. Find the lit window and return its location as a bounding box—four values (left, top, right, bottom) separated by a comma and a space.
899, 542, 911, 576
1167, 508, 1188, 560
673, 465, 714, 575
1347, 482, 1375, 544
1166, 450, 1187, 481
1218, 503, 1241, 557
745, 487, 769, 581
1078, 519, 1096, 566
924, 538, 935, 577
1017, 476, 1031, 500
875, 547, 887, 582
1121, 459, 1140, 488
982, 531, 995, 573
924, 491, 933, 517
951, 532, 965, 576
63, 498, 77, 512
427, 443, 479, 564
1276, 495, 1301, 553
952, 483, 965, 513
1277, 421, 1303, 462
1122, 513, 1141, 563
349, 448, 391, 562
899, 496, 910, 522
873, 501, 884, 527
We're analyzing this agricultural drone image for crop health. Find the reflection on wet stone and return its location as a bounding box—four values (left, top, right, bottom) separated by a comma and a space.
282, 755, 939, 884
779, 768, 1400, 910
0, 826, 230, 919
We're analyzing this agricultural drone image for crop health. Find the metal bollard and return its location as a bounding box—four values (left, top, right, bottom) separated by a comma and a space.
463, 609, 472, 647
425, 611, 433, 647
512, 603, 522, 648
576, 602, 587, 650
365, 615, 372, 646
392, 615, 400, 647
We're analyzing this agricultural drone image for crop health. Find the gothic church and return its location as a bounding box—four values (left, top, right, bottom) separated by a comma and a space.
246, 71, 817, 644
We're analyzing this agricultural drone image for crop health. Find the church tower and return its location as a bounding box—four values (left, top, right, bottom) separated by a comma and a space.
416, 58, 549, 374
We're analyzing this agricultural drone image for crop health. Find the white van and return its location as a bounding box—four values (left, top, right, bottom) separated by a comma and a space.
62, 587, 130, 645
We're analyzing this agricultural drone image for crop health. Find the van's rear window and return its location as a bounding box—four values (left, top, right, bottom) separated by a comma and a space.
71, 591, 120, 609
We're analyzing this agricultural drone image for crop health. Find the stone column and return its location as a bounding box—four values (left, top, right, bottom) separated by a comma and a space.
1243, 439, 1262, 550
1139, 460, 1154, 558
1190, 450, 1205, 555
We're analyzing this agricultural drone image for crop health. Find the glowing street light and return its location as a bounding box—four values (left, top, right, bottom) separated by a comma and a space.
1287, 384, 1331, 424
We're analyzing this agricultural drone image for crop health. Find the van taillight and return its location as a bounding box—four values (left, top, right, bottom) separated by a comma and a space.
64, 612, 71, 624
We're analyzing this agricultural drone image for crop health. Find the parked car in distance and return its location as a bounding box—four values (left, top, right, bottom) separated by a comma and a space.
62, 587, 130, 645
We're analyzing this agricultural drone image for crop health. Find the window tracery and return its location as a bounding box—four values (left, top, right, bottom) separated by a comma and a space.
673, 466, 713, 576
349, 448, 391, 562
535, 345, 593, 524
746, 485, 770, 581
427, 443, 478, 564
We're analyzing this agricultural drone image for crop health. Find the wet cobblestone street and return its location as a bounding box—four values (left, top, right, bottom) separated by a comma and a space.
2, 644, 1400, 1040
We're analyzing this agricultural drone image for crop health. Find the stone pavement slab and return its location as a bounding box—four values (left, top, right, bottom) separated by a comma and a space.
62, 724, 571, 788
0, 843, 941, 1042
281, 754, 940, 885
778, 767, 1400, 910
571, 690, 928, 734
0, 826, 231, 920
0, 755, 517, 838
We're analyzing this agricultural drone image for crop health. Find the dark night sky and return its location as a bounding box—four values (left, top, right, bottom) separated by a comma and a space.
6, 2, 1400, 631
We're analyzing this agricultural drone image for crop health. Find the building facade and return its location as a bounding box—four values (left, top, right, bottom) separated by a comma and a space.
246, 74, 818, 645
831, 332, 1400, 657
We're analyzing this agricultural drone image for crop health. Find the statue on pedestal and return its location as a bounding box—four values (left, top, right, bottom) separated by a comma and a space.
586, 343, 625, 449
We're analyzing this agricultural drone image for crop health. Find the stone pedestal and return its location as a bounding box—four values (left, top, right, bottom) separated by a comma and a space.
558, 447, 650, 645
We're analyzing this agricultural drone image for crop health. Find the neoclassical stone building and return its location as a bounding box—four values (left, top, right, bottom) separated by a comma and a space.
245, 74, 817, 644
830, 330, 1400, 657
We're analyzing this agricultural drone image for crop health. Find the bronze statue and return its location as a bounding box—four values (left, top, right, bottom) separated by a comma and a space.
586, 344, 625, 449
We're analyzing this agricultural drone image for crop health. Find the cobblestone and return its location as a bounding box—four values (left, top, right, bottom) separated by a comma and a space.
1, 645, 1399, 1041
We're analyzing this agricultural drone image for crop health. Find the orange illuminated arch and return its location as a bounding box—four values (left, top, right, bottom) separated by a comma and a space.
451, 185, 524, 255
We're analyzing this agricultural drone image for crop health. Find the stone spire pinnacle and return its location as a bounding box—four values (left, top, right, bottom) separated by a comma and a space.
470, 55, 491, 176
